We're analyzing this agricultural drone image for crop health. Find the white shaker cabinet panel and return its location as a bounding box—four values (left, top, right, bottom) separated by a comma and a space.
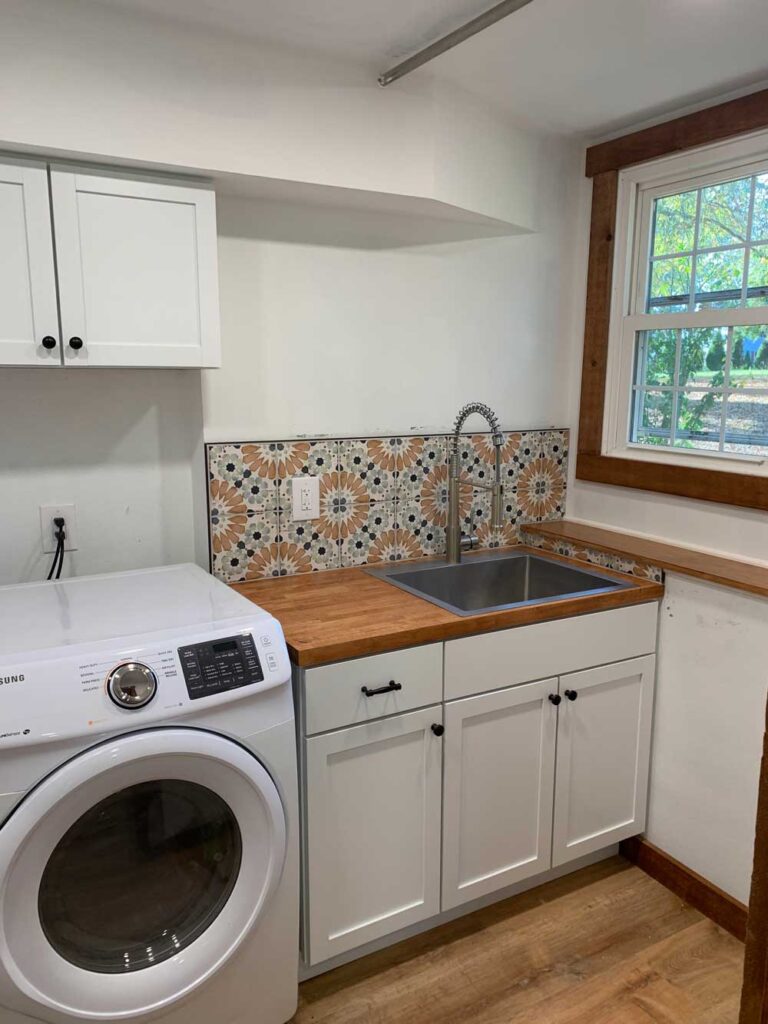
0, 160, 60, 366
50, 170, 220, 368
552, 654, 656, 867
442, 677, 558, 910
304, 706, 443, 964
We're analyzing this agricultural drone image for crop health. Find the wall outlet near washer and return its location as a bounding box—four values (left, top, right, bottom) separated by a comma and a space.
40, 504, 79, 553
290, 477, 320, 521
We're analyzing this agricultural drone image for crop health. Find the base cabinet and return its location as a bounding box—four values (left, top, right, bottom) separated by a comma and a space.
442, 677, 557, 910
552, 655, 656, 866
304, 705, 443, 965
298, 605, 659, 970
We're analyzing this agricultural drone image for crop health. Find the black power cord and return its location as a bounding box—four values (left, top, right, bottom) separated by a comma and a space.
46, 517, 66, 581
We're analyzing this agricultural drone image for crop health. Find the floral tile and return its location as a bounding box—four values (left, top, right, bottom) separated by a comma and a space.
338, 439, 397, 503
210, 510, 280, 583
514, 452, 567, 523
395, 500, 446, 558
340, 501, 397, 567
396, 436, 448, 503
518, 530, 664, 584
207, 443, 279, 512
279, 511, 341, 574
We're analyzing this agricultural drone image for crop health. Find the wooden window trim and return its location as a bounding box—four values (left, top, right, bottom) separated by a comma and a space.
577, 89, 768, 511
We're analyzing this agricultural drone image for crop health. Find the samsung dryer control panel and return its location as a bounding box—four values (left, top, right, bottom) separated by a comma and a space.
178, 634, 264, 699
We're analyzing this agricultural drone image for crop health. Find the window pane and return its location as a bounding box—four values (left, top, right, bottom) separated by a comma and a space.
723, 391, 768, 456
752, 174, 768, 242
732, 325, 768, 378
648, 256, 691, 312
698, 177, 751, 247
631, 390, 673, 445
680, 327, 728, 388
639, 329, 677, 385
694, 249, 744, 308
747, 246, 768, 307
652, 190, 696, 257
676, 390, 724, 450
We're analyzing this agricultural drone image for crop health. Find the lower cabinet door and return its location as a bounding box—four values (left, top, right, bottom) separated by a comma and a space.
442, 678, 558, 911
552, 654, 656, 867
304, 706, 443, 964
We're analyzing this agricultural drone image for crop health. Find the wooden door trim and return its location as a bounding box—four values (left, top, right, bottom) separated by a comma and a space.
740, 699, 768, 1023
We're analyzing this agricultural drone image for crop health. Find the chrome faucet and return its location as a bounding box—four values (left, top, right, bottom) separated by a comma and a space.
446, 402, 504, 563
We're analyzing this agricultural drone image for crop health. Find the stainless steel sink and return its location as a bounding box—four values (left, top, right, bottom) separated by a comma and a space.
366, 550, 631, 616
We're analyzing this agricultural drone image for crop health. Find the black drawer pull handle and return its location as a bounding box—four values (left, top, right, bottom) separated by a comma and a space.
548, 693, 562, 706
565, 689, 578, 701
361, 680, 402, 697
431, 723, 444, 736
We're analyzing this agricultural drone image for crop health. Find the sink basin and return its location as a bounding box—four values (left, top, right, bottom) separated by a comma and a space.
367, 550, 632, 616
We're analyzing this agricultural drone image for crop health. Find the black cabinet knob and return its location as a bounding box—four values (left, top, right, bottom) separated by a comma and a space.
548, 694, 562, 706
565, 690, 578, 701
431, 723, 445, 736
41, 336, 57, 350
68, 336, 84, 350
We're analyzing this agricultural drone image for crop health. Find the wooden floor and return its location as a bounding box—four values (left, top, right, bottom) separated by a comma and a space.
294, 857, 744, 1024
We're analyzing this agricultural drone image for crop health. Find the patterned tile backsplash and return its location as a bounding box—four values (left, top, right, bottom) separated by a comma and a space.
519, 529, 664, 583
207, 429, 569, 582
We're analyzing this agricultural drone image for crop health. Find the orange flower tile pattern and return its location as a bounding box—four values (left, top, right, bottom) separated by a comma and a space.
519, 530, 663, 583
207, 429, 569, 582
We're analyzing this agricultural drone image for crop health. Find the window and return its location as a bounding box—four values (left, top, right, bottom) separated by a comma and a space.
605, 134, 768, 473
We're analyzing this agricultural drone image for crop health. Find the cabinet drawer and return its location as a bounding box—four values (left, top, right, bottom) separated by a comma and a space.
302, 644, 443, 735
444, 602, 658, 700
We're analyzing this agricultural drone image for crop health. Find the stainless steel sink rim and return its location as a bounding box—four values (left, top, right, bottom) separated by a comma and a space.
365, 550, 632, 617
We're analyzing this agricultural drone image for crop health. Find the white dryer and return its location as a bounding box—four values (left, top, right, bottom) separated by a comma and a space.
0, 564, 298, 1024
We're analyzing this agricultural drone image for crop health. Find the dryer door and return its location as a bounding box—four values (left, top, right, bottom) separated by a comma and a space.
0, 728, 287, 1022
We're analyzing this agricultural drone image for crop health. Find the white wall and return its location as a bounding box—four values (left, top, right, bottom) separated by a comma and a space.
565, 170, 768, 901
0, 370, 207, 585
0, 0, 537, 229
205, 132, 579, 441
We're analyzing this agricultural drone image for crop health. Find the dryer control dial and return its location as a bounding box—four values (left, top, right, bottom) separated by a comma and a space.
107, 663, 157, 709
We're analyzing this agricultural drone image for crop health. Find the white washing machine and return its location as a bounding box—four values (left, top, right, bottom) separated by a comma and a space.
0, 564, 298, 1024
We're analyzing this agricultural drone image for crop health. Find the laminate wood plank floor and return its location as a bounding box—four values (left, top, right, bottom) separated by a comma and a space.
293, 857, 744, 1024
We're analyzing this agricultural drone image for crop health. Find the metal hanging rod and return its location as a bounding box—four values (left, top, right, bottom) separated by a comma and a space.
378, 0, 535, 87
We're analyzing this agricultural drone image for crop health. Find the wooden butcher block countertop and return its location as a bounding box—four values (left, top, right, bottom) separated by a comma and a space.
233, 545, 663, 667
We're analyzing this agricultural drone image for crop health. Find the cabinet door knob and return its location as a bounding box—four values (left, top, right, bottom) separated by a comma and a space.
548, 694, 562, 706
565, 690, 578, 701
41, 336, 57, 350
361, 680, 402, 697
68, 336, 84, 350
431, 723, 445, 736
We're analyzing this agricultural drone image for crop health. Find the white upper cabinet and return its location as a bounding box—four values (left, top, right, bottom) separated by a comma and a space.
552, 654, 656, 867
0, 159, 221, 369
0, 160, 60, 366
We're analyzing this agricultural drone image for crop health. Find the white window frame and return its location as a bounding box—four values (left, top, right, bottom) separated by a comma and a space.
603, 128, 768, 477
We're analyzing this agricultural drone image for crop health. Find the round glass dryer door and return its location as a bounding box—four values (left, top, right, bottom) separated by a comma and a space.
0, 729, 286, 1021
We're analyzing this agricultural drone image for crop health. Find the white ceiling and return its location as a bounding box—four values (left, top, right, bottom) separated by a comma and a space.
90, 0, 768, 137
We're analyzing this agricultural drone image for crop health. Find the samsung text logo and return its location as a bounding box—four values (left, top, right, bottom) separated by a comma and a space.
0, 675, 24, 685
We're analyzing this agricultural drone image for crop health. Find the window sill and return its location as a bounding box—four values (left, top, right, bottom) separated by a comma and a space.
576, 451, 768, 511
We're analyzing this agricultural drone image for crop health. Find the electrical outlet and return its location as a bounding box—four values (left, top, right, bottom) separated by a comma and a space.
40, 504, 78, 553
290, 476, 320, 521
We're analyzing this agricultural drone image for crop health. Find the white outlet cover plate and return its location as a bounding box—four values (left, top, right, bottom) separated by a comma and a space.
40, 504, 78, 553
290, 476, 320, 521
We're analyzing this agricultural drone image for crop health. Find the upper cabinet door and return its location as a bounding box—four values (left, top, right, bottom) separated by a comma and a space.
552, 654, 656, 868
442, 677, 557, 911
0, 160, 61, 366
50, 170, 221, 368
